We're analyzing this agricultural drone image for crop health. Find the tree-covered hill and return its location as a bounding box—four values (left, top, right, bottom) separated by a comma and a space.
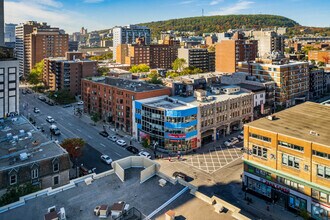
138, 14, 300, 36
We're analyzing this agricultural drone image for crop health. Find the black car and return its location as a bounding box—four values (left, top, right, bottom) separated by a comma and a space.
172, 172, 187, 181
26, 89, 32, 94
46, 101, 55, 106
99, 131, 109, 137
126, 145, 139, 154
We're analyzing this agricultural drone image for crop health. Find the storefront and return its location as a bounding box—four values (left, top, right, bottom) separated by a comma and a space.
312, 201, 330, 220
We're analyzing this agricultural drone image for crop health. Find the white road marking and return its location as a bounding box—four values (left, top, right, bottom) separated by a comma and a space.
100, 143, 106, 147
77, 128, 81, 132
68, 123, 72, 126
87, 135, 92, 139
114, 152, 121, 157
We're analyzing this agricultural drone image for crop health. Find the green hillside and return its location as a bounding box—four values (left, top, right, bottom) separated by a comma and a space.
138, 14, 300, 36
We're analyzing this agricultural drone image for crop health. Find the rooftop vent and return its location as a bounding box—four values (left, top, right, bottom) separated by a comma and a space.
309, 130, 319, 136
19, 152, 29, 161
267, 115, 276, 121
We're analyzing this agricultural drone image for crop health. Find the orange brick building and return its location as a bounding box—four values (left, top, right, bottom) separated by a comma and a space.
308, 50, 330, 64
243, 102, 330, 218
81, 77, 171, 134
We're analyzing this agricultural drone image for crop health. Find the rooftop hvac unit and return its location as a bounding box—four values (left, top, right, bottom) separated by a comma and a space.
13, 135, 18, 141
20, 152, 28, 161
6, 133, 12, 139
19, 130, 25, 135
27, 132, 32, 138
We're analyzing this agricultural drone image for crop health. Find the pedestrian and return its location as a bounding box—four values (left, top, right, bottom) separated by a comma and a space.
168, 157, 171, 162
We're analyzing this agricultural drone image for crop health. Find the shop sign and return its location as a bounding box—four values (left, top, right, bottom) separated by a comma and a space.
263, 180, 290, 193
168, 134, 186, 138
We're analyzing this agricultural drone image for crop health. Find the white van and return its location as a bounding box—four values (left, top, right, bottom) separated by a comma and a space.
50, 125, 61, 135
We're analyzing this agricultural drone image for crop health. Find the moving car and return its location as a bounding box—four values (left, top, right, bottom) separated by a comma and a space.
138, 151, 151, 159
100, 155, 113, 165
46, 116, 55, 123
34, 107, 40, 113
108, 135, 118, 142
116, 139, 126, 147
49, 125, 61, 135
172, 172, 187, 181
99, 131, 109, 137
126, 145, 139, 154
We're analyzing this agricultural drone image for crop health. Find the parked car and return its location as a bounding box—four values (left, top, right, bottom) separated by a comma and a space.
46, 116, 55, 123
172, 172, 187, 181
50, 125, 61, 135
38, 96, 46, 101
33, 107, 40, 113
77, 101, 84, 105
237, 131, 244, 140
62, 104, 72, 108
94, 206, 101, 216
46, 101, 55, 106
116, 139, 126, 147
229, 137, 239, 144
99, 131, 109, 137
100, 155, 113, 165
26, 89, 32, 94
126, 145, 139, 154
138, 151, 151, 159
79, 165, 91, 176
108, 135, 117, 142
223, 141, 232, 147
22, 90, 27, 94
36, 126, 44, 132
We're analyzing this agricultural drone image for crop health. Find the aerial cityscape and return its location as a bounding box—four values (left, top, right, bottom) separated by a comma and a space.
0, 0, 329, 219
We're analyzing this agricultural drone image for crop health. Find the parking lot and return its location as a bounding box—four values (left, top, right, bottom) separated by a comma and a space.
183, 142, 243, 174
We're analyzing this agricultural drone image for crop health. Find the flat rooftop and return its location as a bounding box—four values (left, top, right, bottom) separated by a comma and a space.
238, 83, 265, 92
137, 96, 195, 110
0, 168, 185, 220
0, 116, 67, 171
247, 102, 330, 146
175, 90, 251, 107
86, 76, 168, 93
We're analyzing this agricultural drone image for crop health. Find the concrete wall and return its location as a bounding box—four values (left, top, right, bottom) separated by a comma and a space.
140, 164, 156, 183
113, 162, 125, 182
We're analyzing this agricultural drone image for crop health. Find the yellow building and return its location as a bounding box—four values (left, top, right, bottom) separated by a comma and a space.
243, 102, 330, 219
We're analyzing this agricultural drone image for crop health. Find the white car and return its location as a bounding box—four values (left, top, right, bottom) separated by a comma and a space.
34, 107, 40, 113
238, 131, 244, 140
77, 101, 84, 105
229, 137, 239, 144
46, 116, 55, 123
108, 135, 118, 142
100, 155, 113, 165
116, 139, 126, 147
138, 151, 151, 159
224, 141, 232, 147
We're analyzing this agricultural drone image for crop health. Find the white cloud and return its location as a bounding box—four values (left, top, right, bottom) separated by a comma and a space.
209, 0, 255, 15
4, 0, 104, 33
84, 0, 104, 3
209, 0, 224, 6
178, 0, 195, 5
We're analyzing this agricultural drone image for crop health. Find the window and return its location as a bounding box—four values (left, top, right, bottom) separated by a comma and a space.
53, 176, 59, 185
317, 165, 330, 179
282, 153, 300, 169
53, 163, 59, 172
10, 174, 17, 185
31, 169, 38, 179
252, 145, 268, 159
249, 133, 271, 142
312, 150, 330, 160
278, 141, 304, 152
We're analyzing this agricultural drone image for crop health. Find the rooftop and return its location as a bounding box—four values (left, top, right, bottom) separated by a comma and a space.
246, 102, 330, 146
85, 77, 168, 93
0, 168, 185, 220
238, 83, 265, 92
0, 116, 68, 171
137, 96, 195, 110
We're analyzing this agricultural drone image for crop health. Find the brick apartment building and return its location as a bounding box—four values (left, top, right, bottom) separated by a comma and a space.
24, 26, 68, 75
308, 50, 330, 64
178, 47, 215, 72
243, 102, 330, 218
43, 52, 97, 96
215, 32, 258, 73
81, 77, 171, 134
116, 37, 178, 69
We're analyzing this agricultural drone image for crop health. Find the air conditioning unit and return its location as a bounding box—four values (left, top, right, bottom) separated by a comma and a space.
19, 152, 28, 161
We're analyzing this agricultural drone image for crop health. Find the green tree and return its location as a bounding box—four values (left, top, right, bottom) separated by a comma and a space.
130, 64, 150, 73
90, 52, 113, 61
28, 60, 44, 88
0, 183, 40, 206
318, 61, 325, 66
147, 75, 163, 85
49, 89, 76, 104
61, 138, 85, 160
166, 71, 180, 78
97, 67, 110, 76
172, 58, 186, 72
90, 112, 101, 125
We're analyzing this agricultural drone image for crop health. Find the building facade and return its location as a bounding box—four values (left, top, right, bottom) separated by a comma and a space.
178, 48, 215, 72
113, 25, 151, 60
4, 23, 17, 45
309, 69, 327, 99
81, 77, 171, 134
43, 52, 97, 95
0, 1, 3, 46
215, 33, 258, 73
252, 31, 284, 58
133, 96, 198, 153
0, 47, 19, 118
243, 102, 330, 219
238, 59, 309, 107
308, 50, 330, 65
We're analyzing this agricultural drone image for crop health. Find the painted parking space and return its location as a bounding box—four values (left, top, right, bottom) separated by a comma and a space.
183, 143, 243, 174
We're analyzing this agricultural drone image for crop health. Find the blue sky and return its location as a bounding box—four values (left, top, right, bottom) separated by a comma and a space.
4, 0, 330, 33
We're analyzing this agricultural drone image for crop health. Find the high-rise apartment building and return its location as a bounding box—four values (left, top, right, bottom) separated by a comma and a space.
0, 47, 19, 118
215, 32, 258, 73
113, 25, 151, 59
24, 27, 68, 76
243, 102, 330, 218
43, 52, 97, 96
116, 38, 178, 69
178, 47, 215, 72
0, 0, 4, 46
15, 21, 50, 77
238, 59, 309, 107
253, 30, 284, 58
4, 23, 17, 44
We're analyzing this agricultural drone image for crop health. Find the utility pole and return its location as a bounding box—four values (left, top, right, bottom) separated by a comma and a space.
202, 9, 204, 17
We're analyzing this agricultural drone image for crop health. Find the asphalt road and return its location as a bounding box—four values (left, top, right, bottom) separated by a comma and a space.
19, 90, 132, 165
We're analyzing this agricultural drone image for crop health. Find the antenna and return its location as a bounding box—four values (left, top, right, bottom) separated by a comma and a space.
202, 9, 204, 17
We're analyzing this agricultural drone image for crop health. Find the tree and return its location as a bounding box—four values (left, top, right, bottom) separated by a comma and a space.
318, 61, 325, 66
90, 52, 113, 61
28, 60, 44, 88
130, 64, 150, 73
172, 58, 186, 72
0, 183, 40, 206
147, 76, 163, 85
49, 89, 75, 104
90, 112, 101, 125
61, 138, 85, 160
97, 67, 110, 76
